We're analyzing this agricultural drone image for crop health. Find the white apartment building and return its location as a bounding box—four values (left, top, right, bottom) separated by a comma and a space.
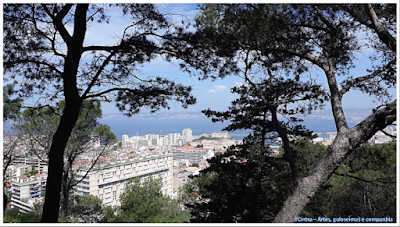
212, 132, 229, 138
122, 135, 129, 142
172, 147, 213, 164
10, 174, 47, 210
168, 133, 181, 146
7, 164, 33, 178
182, 128, 193, 143
74, 152, 173, 207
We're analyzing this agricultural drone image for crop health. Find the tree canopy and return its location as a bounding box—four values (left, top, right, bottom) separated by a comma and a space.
302, 140, 396, 220
3, 4, 197, 113
3, 3, 198, 222
183, 138, 396, 223
182, 139, 327, 222
14, 100, 117, 215
183, 3, 396, 222
103, 177, 182, 223
3, 84, 22, 121
62, 194, 105, 223
3, 3, 396, 223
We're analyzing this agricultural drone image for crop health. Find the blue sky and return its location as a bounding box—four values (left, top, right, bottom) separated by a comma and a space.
85, 3, 244, 115
93, 3, 396, 116
3, 3, 396, 117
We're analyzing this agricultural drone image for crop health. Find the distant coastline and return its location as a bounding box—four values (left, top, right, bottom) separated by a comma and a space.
101, 112, 207, 120
98, 117, 358, 141
101, 108, 371, 122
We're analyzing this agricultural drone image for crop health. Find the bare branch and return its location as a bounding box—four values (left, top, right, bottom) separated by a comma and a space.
340, 59, 396, 96
69, 144, 111, 189
4, 59, 63, 76
42, 4, 73, 44
379, 129, 396, 139
82, 53, 115, 99
333, 172, 395, 187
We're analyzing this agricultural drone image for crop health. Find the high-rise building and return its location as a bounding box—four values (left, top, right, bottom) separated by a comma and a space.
168, 133, 180, 146
122, 135, 129, 142
182, 128, 193, 143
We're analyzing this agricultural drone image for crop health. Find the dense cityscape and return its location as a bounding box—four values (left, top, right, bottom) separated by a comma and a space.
4, 126, 396, 214
3, 2, 396, 224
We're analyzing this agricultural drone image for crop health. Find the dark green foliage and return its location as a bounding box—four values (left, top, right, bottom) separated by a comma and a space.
14, 100, 117, 215
170, 211, 191, 223
60, 194, 105, 223
3, 3, 197, 113
24, 170, 37, 177
184, 3, 396, 222
185, 139, 329, 223
3, 84, 22, 121
3, 194, 107, 223
3, 4, 199, 221
103, 177, 182, 223
203, 77, 327, 140
15, 99, 116, 156
3, 208, 42, 223
186, 138, 396, 222
201, 66, 328, 186
303, 141, 396, 219
289, 139, 327, 178
3, 200, 44, 223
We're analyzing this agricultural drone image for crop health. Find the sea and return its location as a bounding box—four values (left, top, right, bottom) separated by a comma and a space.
98, 118, 358, 141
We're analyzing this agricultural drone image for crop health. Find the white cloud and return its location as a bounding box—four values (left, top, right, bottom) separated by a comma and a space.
207, 85, 227, 93
214, 85, 228, 91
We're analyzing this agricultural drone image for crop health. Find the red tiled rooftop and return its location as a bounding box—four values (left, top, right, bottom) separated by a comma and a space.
177, 146, 195, 150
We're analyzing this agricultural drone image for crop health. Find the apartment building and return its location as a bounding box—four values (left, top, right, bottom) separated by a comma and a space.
182, 128, 193, 143
74, 152, 173, 207
7, 164, 33, 178
168, 133, 181, 146
10, 174, 47, 212
211, 132, 229, 138
172, 146, 213, 164
369, 127, 396, 145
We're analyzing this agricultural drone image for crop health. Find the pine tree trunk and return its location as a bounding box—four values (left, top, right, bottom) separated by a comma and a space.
41, 102, 82, 222
273, 102, 396, 222
61, 167, 70, 216
40, 4, 88, 222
